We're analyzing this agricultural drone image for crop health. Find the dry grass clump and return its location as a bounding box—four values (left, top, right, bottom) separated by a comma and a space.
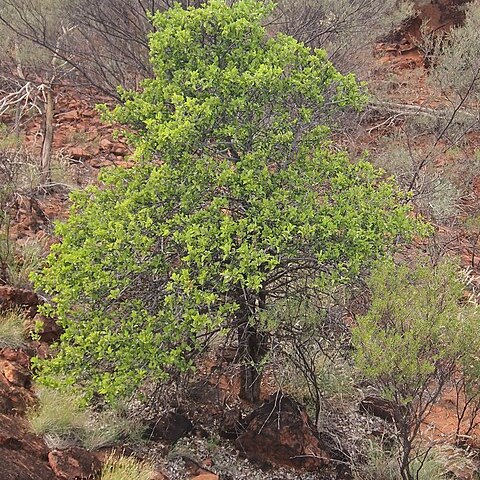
100, 453, 155, 480
27, 386, 145, 450
0, 309, 26, 348
28, 387, 90, 449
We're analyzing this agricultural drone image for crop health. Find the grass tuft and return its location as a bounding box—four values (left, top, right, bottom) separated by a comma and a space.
28, 386, 145, 450
100, 453, 155, 480
27, 387, 89, 448
0, 309, 26, 348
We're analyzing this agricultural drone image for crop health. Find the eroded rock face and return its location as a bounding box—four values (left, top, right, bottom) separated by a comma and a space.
235, 393, 330, 471
0, 351, 34, 415
0, 413, 56, 480
0, 286, 39, 317
48, 447, 102, 480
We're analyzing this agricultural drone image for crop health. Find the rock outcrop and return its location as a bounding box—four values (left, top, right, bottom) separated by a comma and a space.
236, 393, 330, 471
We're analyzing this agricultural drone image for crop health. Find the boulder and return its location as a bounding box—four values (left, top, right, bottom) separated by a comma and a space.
48, 447, 101, 479
24, 314, 63, 344
0, 379, 34, 415
1, 347, 30, 369
192, 475, 219, 480
360, 395, 400, 422
235, 393, 330, 471
69, 147, 92, 161
0, 413, 56, 479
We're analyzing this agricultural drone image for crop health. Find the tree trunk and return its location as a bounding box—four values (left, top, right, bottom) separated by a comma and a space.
40, 85, 54, 184
238, 322, 263, 402
237, 291, 267, 403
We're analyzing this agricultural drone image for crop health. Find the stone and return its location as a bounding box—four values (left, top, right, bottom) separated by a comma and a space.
58, 110, 78, 121
99, 138, 113, 150
0, 414, 56, 479
111, 145, 129, 156
0, 360, 31, 388
1, 348, 30, 369
0, 379, 34, 415
69, 147, 92, 161
360, 395, 400, 422
48, 447, 101, 479
192, 474, 219, 480
24, 314, 63, 344
235, 393, 330, 471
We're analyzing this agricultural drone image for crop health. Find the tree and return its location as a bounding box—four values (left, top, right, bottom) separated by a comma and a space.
34, 0, 422, 403
0, 0, 77, 183
352, 259, 480, 480
270, 0, 414, 73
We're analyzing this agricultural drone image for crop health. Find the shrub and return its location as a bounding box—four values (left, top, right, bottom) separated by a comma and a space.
352, 259, 480, 480
33, 0, 423, 404
99, 454, 155, 480
353, 441, 451, 480
0, 309, 26, 348
6, 238, 46, 289
429, 2, 480, 102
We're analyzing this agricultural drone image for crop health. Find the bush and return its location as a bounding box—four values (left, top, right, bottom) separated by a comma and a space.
0, 309, 26, 348
33, 0, 422, 405
352, 259, 480, 480
80, 407, 145, 451
99, 454, 155, 480
353, 441, 451, 480
429, 2, 480, 102
271, 0, 414, 73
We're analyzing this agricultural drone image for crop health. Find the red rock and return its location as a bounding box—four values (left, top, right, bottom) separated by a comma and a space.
0, 360, 31, 388
99, 138, 113, 150
82, 109, 97, 118
235, 393, 330, 471
70, 147, 92, 161
192, 474, 219, 480
48, 447, 101, 479
145, 411, 193, 443
0, 286, 39, 317
1, 348, 30, 369
0, 380, 34, 415
111, 145, 129, 156
0, 414, 55, 479
151, 471, 170, 480
58, 110, 78, 121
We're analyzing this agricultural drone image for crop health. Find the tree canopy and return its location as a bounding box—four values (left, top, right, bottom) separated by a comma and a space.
33, 0, 423, 402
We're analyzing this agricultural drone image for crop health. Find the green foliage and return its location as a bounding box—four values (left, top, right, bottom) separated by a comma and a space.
0, 309, 26, 348
353, 259, 480, 479
100, 454, 155, 480
34, 0, 423, 401
352, 259, 473, 404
